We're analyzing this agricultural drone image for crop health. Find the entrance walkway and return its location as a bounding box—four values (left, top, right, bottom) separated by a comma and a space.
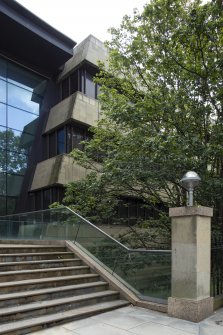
30, 305, 223, 335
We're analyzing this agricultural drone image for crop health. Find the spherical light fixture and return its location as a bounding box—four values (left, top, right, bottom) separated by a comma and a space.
180, 171, 201, 206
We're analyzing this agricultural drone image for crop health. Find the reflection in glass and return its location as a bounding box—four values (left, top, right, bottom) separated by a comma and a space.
0, 79, 6, 103
7, 128, 33, 153
7, 61, 46, 93
0, 56, 47, 215
19, 132, 35, 152
0, 103, 6, 127
85, 72, 96, 99
0, 173, 6, 195
8, 106, 38, 133
8, 83, 40, 115
7, 174, 24, 196
7, 197, 16, 214
6, 151, 27, 174
0, 126, 6, 149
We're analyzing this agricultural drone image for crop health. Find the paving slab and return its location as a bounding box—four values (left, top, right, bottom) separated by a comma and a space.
28, 305, 223, 335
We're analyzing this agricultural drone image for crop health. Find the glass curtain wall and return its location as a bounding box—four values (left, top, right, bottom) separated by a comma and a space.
0, 57, 47, 215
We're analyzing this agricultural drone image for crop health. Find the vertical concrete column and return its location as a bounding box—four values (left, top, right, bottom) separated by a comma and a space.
168, 206, 214, 322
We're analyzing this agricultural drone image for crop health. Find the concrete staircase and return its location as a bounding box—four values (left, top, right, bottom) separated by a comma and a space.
0, 243, 129, 335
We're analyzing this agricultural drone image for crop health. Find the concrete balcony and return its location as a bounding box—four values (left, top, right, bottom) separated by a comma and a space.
30, 154, 88, 191
58, 35, 108, 81
44, 91, 101, 134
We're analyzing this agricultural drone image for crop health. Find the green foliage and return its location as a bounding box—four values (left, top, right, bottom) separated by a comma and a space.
49, 202, 65, 209
65, 0, 223, 239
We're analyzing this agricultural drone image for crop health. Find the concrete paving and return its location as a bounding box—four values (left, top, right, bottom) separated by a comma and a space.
30, 305, 223, 335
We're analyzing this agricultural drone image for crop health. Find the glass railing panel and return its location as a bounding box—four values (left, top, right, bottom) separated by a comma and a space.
74, 216, 125, 273
113, 250, 171, 303
0, 219, 14, 239
0, 207, 80, 240
42, 211, 81, 240
0, 207, 171, 303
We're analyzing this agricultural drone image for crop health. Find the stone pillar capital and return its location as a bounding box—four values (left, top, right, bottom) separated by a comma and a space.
169, 206, 213, 218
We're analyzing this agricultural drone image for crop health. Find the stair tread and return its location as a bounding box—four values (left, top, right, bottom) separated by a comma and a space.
0, 265, 89, 276
0, 245, 64, 248
0, 281, 108, 301
0, 252, 74, 258
0, 273, 99, 288
0, 290, 118, 316
0, 300, 129, 333
0, 259, 79, 266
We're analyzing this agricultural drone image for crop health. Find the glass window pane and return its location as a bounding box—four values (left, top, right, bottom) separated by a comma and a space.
70, 70, 78, 95
0, 58, 6, 80
72, 126, 85, 150
7, 151, 27, 174
0, 79, 6, 103
7, 61, 45, 92
19, 131, 35, 151
35, 191, 42, 210
66, 125, 72, 153
0, 126, 6, 150
49, 132, 56, 158
6, 128, 33, 155
57, 128, 65, 154
7, 174, 24, 196
0, 103, 6, 127
0, 150, 6, 173
85, 72, 96, 99
96, 84, 101, 99
0, 173, 6, 195
7, 197, 17, 214
0, 196, 6, 216
8, 106, 38, 132
8, 83, 40, 115
43, 189, 51, 209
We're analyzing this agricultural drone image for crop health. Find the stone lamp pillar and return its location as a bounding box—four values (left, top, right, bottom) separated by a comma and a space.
168, 206, 214, 322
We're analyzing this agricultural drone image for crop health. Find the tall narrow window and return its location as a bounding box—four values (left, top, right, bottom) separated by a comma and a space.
70, 70, 78, 95
49, 132, 56, 158
57, 128, 65, 154
85, 72, 96, 99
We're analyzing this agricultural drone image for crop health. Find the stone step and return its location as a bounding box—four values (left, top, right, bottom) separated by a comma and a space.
0, 245, 67, 254
0, 273, 100, 293
0, 290, 120, 323
0, 281, 109, 308
0, 265, 90, 282
0, 300, 129, 335
0, 251, 74, 262
0, 258, 82, 271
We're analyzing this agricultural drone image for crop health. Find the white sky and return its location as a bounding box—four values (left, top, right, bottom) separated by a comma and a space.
16, 0, 147, 44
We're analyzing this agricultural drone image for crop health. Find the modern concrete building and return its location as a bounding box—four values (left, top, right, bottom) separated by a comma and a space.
0, 0, 152, 226
0, 0, 107, 215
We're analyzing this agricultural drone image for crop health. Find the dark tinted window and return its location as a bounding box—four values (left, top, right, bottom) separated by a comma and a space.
57, 128, 65, 154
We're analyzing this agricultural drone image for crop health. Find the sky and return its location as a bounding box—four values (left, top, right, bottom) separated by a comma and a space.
16, 0, 147, 44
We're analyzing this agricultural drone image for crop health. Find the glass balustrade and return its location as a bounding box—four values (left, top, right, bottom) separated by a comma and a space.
0, 207, 171, 303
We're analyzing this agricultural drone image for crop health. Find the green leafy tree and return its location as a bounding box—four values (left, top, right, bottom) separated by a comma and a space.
65, 0, 223, 242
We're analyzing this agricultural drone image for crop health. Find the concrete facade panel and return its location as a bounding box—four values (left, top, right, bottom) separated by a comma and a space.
44, 92, 101, 134
30, 155, 87, 190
